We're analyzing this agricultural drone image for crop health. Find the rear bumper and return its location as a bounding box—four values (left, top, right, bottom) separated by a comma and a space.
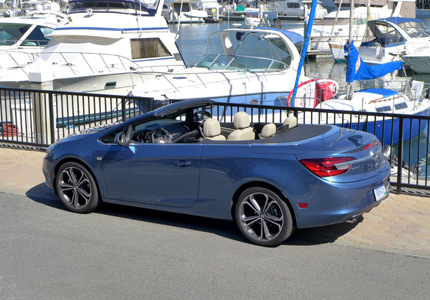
292, 174, 391, 229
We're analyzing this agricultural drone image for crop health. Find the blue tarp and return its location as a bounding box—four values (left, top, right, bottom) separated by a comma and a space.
345, 41, 404, 82
357, 88, 398, 97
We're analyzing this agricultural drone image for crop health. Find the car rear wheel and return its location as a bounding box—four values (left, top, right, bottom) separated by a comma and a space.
235, 187, 294, 247
56, 162, 100, 213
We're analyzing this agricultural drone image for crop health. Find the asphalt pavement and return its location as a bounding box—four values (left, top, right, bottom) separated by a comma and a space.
1, 147, 429, 258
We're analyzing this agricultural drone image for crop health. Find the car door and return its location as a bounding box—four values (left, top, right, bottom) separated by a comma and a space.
101, 143, 201, 208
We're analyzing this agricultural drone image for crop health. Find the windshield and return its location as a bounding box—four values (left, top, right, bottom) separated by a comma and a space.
194, 54, 288, 72
361, 21, 405, 47
398, 21, 430, 38
197, 31, 293, 71
0, 23, 31, 46
68, 0, 160, 15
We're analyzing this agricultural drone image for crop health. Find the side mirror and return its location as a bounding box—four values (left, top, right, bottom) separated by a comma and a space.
114, 131, 128, 146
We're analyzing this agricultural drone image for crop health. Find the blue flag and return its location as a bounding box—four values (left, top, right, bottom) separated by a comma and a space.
345, 41, 404, 83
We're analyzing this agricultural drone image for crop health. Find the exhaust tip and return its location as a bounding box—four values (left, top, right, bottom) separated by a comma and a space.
345, 216, 359, 224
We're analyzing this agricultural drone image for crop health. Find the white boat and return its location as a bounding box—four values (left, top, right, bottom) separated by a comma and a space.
0, 0, 186, 93
358, 17, 430, 65
401, 48, 430, 73
129, 23, 317, 107
196, 0, 221, 22
297, 0, 416, 58
220, 3, 279, 22
269, 0, 327, 19
0, 1, 68, 75
162, 0, 207, 23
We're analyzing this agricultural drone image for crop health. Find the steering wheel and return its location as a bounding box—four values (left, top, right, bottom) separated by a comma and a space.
173, 129, 200, 143
152, 128, 172, 144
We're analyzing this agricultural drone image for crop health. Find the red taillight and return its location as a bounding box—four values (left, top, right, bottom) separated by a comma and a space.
363, 141, 375, 150
299, 157, 355, 177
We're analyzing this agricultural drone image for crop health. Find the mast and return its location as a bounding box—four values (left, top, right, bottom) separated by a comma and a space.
346, 0, 354, 100
290, 0, 318, 107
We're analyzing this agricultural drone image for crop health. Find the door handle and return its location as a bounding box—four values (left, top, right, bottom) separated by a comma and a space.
174, 160, 191, 167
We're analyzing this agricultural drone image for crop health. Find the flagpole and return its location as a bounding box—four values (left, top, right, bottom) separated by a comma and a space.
346, 0, 354, 100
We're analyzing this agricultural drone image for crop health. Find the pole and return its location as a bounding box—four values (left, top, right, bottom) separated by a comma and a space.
346, 0, 355, 100
290, 0, 317, 107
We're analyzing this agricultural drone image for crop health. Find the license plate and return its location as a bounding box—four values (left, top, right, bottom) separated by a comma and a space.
374, 184, 386, 201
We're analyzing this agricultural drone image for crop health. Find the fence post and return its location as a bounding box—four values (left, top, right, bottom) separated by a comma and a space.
121, 97, 126, 122
29, 60, 54, 145
396, 117, 404, 194
48, 92, 55, 144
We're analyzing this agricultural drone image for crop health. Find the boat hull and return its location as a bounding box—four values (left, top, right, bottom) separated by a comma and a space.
339, 108, 430, 145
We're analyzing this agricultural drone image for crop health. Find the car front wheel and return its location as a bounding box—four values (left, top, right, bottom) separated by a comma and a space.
56, 162, 100, 213
235, 187, 294, 247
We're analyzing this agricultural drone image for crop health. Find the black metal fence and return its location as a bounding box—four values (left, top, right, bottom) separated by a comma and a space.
1, 87, 430, 193
0, 87, 154, 147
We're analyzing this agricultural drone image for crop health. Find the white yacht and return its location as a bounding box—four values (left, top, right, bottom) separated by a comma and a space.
129, 25, 313, 107
0, 1, 68, 77
269, 0, 327, 20
291, 0, 416, 57
0, 0, 186, 93
358, 17, 430, 69
359, 18, 430, 65
162, 0, 207, 23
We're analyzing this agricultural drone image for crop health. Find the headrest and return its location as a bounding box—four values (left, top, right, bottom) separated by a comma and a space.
260, 123, 276, 138
204, 118, 221, 137
233, 112, 250, 129
283, 115, 297, 129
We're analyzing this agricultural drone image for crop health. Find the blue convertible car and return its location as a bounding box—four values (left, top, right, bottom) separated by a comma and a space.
43, 99, 390, 246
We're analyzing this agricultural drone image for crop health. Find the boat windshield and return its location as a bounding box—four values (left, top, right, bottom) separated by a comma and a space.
0, 23, 32, 46
194, 54, 287, 71
197, 30, 293, 71
68, 0, 160, 15
0, 23, 53, 47
397, 21, 430, 38
361, 21, 405, 47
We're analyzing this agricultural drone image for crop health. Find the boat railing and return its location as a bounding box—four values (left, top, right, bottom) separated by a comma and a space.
153, 67, 277, 94
0, 51, 40, 76
36, 51, 182, 81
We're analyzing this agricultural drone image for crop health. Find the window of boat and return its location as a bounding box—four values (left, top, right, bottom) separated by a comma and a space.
0, 23, 32, 46
68, 0, 158, 14
363, 22, 404, 46
208, 55, 234, 70
194, 54, 219, 68
394, 102, 408, 110
287, 3, 300, 8
398, 21, 430, 38
131, 38, 172, 60
376, 106, 392, 113
228, 56, 272, 71
173, 2, 191, 13
20, 26, 54, 47
227, 31, 291, 69
69, 0, 135, 11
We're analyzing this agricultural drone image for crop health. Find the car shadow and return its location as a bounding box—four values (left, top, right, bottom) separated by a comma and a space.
26, 184, 361, 247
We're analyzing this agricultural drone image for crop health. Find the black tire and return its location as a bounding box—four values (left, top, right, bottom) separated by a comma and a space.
55, 162, 100, 213
235, 187, 294, 247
